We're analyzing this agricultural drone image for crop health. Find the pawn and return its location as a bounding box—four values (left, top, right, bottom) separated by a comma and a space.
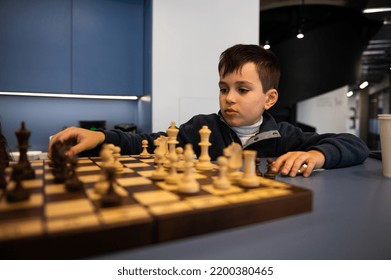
177, 144, 199, 194
264, 158, 277, 179
175, 147, 185, 172
65, 157, 84, 192
112, 146, 124, 172
255, 157, 263, 177
213, 156, 231, 190
101, 166, 122, 207
6, 164, 30, 202
140, 139, 151, 159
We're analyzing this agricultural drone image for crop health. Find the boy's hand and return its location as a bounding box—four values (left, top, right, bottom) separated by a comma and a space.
271, 150, 325, 177
48, 127, 105, 158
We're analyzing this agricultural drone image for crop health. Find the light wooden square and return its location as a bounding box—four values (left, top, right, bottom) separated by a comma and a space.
133, 190, 180, 206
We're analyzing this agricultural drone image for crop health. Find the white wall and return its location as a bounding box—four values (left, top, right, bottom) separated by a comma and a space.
297, 85, 357, 135
152, 0, 260, 132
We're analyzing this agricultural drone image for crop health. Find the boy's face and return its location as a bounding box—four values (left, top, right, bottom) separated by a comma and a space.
219, 62, 277, 127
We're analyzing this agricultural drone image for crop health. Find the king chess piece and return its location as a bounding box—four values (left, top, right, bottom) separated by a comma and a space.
196, 125, 214, 171
14, 122, 35, 180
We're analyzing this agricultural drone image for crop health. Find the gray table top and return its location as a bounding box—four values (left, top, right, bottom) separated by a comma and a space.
94, 158, 391, 260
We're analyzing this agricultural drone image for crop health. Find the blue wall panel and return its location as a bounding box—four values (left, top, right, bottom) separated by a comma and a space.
72, 0, 144, 95
0, 0, 72, 92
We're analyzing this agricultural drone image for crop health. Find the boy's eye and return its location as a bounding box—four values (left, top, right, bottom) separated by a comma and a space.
219, 88, 228, 94
238, 88, 249, 94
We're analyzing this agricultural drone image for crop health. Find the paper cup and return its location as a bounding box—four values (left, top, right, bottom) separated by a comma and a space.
378, 114, 391, 178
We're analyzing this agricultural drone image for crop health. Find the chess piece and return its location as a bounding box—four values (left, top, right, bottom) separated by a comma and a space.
255, 157, 263, 177
264, 158, 277, 179
112, 145, 124, 172
151, 144, 167, 180
0, 164, 6, 190
140, 139, 151, 159
50, 140, 70, 183
100, 166, 122, 207
196, 125, 214, 171
95, 145, 116, 194
178, 144, 199, 194
240, 150, 259, 188
14, 122, 35, 180
6, 164, 30, 202
225, 143, 243, 184
175, 147, 185, 172
153, 136, 167, 165
165, 151, 180, 185
65, 157, 84, 192
164, 121, 179, 168
213, 156, 231, 190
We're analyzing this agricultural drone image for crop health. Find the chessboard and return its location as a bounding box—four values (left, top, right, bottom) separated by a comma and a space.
0, 155, 312, 259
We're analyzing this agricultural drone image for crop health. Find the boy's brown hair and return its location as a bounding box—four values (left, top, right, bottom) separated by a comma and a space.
218, 44, 280, 92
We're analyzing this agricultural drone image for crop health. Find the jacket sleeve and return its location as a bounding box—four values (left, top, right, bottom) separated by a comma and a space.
278, 122, 369, 169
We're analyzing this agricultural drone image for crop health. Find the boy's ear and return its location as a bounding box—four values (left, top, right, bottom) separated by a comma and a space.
264, 89, 278, 110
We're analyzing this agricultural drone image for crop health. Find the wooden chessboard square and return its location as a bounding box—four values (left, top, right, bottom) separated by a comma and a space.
76, 165, 101, 172
117, 176, 152, 187
140, 158, 155, 164
99, 204, 151, 225
224, 192, 260, 203
155, 181, 178, 191
22, 178, 44, 189
148, 201, 193, 216
77, 158, 95, 164
31, 160, 44, 167
250, 188, 293, 199
202, 184, 243, 196
125, 162, 152, 168
45, 199, 94, 218
136, 170, 154, 178
185, 195, 228, 209
34, 169, 44, 176
0, 218, 44, 240
46, 213, 100, 233
133, 190, 180, 206
0, 193, 43, 211
79, 174, 101, 183
258, 177, 292, 189
45, 184, 67, 195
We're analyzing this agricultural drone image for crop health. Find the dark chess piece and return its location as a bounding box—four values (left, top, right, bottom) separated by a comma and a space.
0, 123, 10, 168
65, 157, 84, 192
0, 164, 6, 190
264, 158, 277, 179
101, 166, 122, 207
255, 157, 263, 177
51, 140, 70, 183
6, 164, 30, 202
15, 122, 35, 180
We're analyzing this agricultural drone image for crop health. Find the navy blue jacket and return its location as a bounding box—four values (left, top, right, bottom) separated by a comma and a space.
104, 111, 369, 169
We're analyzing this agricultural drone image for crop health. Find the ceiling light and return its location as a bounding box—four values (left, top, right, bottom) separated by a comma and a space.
264, 41, 270, 49
346, 91, 353, 97
363, 7, 391, 14
359, 81, 368, 89
297, 29, 304, 39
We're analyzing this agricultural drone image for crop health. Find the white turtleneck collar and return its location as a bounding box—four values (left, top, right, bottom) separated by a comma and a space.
231, 116, 263, 146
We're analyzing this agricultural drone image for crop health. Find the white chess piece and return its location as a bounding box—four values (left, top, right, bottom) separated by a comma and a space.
213, 156, 231, 190
151, 145, 167, 180
178, 144, 199, 194
196, 125, 214, 171
225, 143, 243, 184
240, 150, 259, 188
140, 139, 151, 159
112, 145, 123, 172
164, 121, 179, 168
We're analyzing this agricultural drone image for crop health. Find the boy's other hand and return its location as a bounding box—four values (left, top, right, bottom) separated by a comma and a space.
272, 150, 325, 177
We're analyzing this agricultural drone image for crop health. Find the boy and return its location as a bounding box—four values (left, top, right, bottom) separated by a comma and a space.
49, 44, 369, 177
